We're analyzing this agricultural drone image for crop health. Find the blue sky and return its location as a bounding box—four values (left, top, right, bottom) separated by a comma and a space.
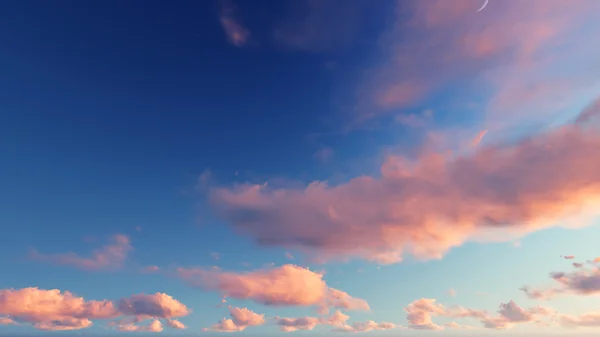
2, 0, 600, 336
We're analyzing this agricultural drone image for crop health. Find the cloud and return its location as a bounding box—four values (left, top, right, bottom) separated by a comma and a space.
334, 320, 397, 333
404, 298, 551, 330
560, 311, 600, 328
448, 288, 456, 297
359, 0, 600, 134
444, 321, 475, 329
178, 264, 369, 312
210, 102, 600, 264
0, 287, 118, 331
205, 306, 265, 332
275, 316, 320, 332
165, 319, 186, 329
113, 319, 163, 333
117, 293, 191, 319
564, 255, 576, 260
0, 317, 15, 325
218, 0, 249, 47
522, 264, 600, 300
0, 287, 190, 331
30, 234, 132, 271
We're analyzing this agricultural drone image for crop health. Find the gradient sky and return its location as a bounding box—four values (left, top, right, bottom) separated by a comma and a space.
2, 0, 600, 336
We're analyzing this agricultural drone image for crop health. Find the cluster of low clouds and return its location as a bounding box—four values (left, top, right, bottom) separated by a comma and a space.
7, 0, 600, 334
0, 288, 189, 332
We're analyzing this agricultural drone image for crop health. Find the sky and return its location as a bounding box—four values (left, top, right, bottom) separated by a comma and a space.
1, 0, 600, 336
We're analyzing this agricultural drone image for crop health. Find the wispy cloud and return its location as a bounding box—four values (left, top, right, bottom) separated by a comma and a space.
355, 0, 600, 136
219, 0, 250, 47
30, 234, 132, 271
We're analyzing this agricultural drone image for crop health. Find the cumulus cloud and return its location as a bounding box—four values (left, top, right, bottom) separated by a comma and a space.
522, 264, 600, 300
165, 319, 186, 329
113, 319, 163, 333
0, 287, 190, 331
205, 306, 265, 332
334, 320, 397, 333
210, 102, 600, 264
178, 264, 368, 312
30, 234, 132, 271
404, 298, 551, 330
275, 316, 321, 332
218, 0, 249, 47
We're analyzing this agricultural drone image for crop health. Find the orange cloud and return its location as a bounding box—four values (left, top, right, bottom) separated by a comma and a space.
205, 307, 265, 332
210, 103, 600, 264
0, 287, 190, 331
30, 234, 132, 271
178, 264, 369, 312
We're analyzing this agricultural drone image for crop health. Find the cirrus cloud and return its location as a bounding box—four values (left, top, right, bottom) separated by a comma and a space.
29, 234, 132, 271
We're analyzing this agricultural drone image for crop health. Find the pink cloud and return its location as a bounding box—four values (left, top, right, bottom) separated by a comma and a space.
210, 103, 600, 264
0, 287, 190, 331
448, 288, 456, 297
30, 234, 132, 271
404, 298, 552, 330
177, 264, 369, 312
0, 317, 15, 325
275, 316, 320, 332
117, 293, 191, 319
522, 264, 600, 299
563, 255, 576, 260
165, 319, 186, 329
0, 287, 118, 331
219, 1, 249, 47
205, 306, 265, 332
360, 0, 600, 133
560, 311, 600, 328
334, 320, 397, 333
112, 319, 163, 333
444, 322, 474, 330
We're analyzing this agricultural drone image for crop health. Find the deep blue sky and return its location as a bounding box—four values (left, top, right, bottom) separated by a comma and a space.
1, 0, 600, 336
